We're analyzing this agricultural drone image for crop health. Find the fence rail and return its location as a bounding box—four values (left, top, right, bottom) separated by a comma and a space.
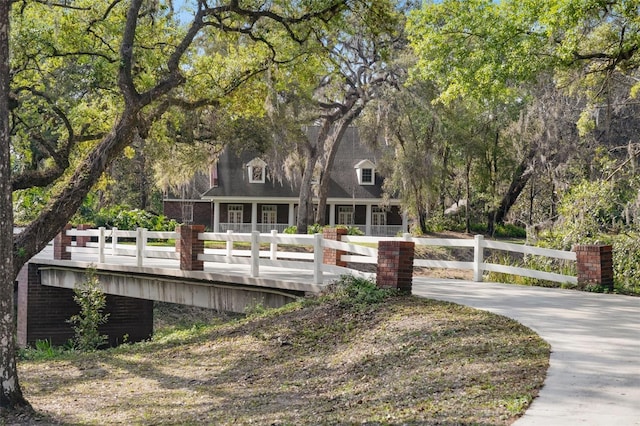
61, 227, 578, 285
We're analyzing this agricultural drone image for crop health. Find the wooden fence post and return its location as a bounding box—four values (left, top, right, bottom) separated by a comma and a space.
473, 234, 484, 282
98, 227, 106, 264
314, 233, 323, 285
251, 231, 260, 277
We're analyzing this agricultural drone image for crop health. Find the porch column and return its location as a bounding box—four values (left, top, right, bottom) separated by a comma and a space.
251, 202, 258, 231
288, 203, 295, 226
402, 210, 409, 233
213, 202, 220, 233
365, 204, 372, 236
329, 203, 335, 227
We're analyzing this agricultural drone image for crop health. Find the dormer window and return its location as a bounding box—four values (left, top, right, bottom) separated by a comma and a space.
361, 168, 373, 184
354, 159, 375, 186
247, 158, 267, 183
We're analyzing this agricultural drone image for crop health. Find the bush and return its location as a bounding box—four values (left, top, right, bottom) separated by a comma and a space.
284, 224, 363, 236
557, 179, 631, 243
68, 269, 110, 351
283, 225, 297, 234
307, 223, 324, 234
611, 234, 640, 294
19, 339, 70, 361
324, 275, 395, 310
92, 206, 179, 231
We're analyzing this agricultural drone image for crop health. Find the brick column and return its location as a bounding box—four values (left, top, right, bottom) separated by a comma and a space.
323, 227, 348, 267
177, 224, 205, 271
376, 241, 415, 293
53, 224, 72, 260
76, 224, 91, 247
574, 244, 614, 291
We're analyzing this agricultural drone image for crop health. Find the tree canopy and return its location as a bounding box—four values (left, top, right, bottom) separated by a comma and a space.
2, 0, 365, 411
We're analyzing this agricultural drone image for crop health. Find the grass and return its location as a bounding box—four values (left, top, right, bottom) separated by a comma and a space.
6, 279, 549, 425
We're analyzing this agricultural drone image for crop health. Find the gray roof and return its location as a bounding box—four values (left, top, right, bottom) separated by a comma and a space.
202, 126, 387, 200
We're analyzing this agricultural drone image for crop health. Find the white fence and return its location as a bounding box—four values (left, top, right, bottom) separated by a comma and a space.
62, 228, 578, 286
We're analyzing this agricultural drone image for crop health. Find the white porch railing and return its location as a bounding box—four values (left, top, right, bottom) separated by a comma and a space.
62, 228, 578, 286
218, 223, 405, 236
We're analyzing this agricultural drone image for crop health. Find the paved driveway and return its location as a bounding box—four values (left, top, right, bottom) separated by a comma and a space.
412, 278, 640, 425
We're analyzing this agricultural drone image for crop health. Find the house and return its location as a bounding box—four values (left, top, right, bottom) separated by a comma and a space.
163, 126, 407, 236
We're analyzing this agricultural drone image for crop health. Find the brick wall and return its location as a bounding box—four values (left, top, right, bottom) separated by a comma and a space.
163, 201, 213, 229
76, 224, 92, 247
17, 263, 153, 347
376, 241, 415, 293
53, 224, 72, 260
574, 244, 614, 291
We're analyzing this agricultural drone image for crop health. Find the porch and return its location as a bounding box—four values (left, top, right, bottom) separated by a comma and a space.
213, 201, 408, 237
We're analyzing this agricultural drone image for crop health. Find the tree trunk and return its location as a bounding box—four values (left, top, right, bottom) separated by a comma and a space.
465, 157, 471, 234
0, 1, 31, 410
13, 111, 139, 277
296, 142, 318, 234
487, 147, 535, 234
315, 117, 359, 226
439, 144, 449, 217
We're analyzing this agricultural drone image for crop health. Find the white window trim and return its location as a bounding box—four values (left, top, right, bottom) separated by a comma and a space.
337, 206, 354, 225
247, 158, 267, 183
361, 168, 373, 184
354, 159, 376, 186
262, 205, 277, 224
372, 206, 386, 226
228, 204, 244, 224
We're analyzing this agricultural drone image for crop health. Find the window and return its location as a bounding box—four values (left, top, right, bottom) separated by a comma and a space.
372, 206, 386, 226
228, 205, 243, 224
361, 168, 373, 184
337, 206, 354, 225
262, 205, 277, 224
354, 160, 375, 185
182, 204, 193, 223
248, 158, 267, 183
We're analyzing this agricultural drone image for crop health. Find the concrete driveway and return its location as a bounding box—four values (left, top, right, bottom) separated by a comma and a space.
412, 278, 640, 425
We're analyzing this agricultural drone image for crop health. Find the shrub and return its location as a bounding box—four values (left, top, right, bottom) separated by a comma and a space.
307, 223, 324, 234
19, 339, 69, 361
324, 275, 395, 310
92, 206, 179, 231
557, 179, 631, 244
68, 268, 110, 351
283, 225, 297, 234
611, 234, 640, 294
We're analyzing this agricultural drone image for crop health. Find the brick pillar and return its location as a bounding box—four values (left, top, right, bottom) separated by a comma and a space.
323, 227, 348, 267
178, 224, 205, 271
53, 224, 72, 260
376, 241, 415, 294
76, 224, 91, 247
574, 244, 614, 291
